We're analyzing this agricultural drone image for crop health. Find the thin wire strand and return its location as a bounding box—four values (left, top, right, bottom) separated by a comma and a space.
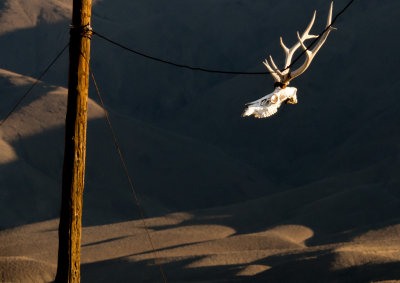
92, 0, 355, 76
89, 67, 168, 283
0, 43, 69, 127
92, 31, 267, 75
284, 0, 356, 72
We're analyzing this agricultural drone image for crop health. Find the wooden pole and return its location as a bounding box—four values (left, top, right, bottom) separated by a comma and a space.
55, 0, 92, 282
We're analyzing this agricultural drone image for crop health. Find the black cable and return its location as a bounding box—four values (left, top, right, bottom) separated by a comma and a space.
0, 42, 69, 127
92, 31, 267, 75
284, 0, 356, 72
92, 0, 355, 76
89, 66, 168, 283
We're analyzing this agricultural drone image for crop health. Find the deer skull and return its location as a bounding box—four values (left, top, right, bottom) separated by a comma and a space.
242, 87, 297, 118
242, 2, 335, 118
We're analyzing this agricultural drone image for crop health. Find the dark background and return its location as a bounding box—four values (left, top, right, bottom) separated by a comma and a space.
0, 0, 399, 239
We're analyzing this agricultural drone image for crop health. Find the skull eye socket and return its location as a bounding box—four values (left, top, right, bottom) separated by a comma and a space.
260, 99, 267, 106
270, 94, 279, 104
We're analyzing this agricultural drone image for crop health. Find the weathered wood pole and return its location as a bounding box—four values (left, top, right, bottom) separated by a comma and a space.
55, 0, 92, 282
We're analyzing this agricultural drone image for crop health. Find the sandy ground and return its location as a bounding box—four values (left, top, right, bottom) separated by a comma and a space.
1, 211, 400, 283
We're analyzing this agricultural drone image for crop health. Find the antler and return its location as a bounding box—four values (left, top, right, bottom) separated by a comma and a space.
263, 2, 335, 87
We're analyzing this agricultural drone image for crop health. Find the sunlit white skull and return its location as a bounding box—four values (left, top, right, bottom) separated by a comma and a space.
242, 87, 297, 118
242, 2, 335, 119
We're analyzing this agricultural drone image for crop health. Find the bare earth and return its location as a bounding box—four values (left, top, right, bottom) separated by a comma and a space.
1, 211, 400, 283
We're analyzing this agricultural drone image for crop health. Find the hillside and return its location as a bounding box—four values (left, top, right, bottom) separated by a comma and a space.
0, 0, 399, 281
0, 68, 272, 229
1, 203, 400, 282
0, 0, 398, 188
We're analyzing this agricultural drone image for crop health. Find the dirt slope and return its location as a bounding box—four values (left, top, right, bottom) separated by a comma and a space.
0, 68, 273, 229
1, 209, 400, 282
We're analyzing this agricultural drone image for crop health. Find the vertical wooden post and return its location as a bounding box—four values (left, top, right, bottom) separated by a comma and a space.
55, 0, 92, 282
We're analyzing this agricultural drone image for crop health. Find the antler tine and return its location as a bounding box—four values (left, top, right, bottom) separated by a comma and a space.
280, 11, 318, 72
269, 55, 284, 77
301, 11, 317, 39
327, 1, 333, 27
263, 59, 281, 83
295, 31, 313, 72
264, 2, 335, 86
287, 1, 335, 82
279, 37, 289, 55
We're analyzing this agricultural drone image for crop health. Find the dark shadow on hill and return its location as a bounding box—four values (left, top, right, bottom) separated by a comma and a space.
0, 21, 70, 88
0, 104, 276, 230
252, 254, 400, 283
82, 256, 245, 283
3, 105, 400, 241
79, 231, 400, 283
1, 81, 400, 243
1, 0, 400, 205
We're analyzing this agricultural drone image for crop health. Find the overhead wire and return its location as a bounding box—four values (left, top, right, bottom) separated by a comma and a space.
92, 0, 356, 76
89, 65, 168, 283
0, 42, 69, 127
284, 0, 356, 72
92, 30, 267, 75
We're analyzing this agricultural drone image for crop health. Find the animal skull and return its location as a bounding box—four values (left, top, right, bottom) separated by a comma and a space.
242, 2, 335, 118
242, 87, 297, 118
